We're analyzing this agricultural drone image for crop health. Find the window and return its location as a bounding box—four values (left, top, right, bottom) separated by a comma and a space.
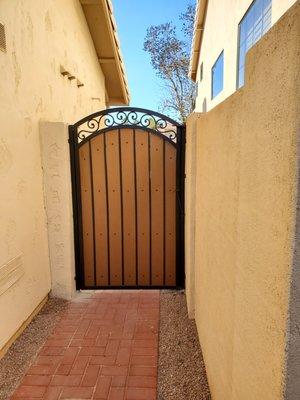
237, 0, 272, 88
200, 62, 203, 81
211, 51, 224, 99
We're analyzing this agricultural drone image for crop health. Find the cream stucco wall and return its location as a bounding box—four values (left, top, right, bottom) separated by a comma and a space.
194, 0, 298, 112
40, 122, 76, 301
186, 3, 300, 399
0, 0, 107, 351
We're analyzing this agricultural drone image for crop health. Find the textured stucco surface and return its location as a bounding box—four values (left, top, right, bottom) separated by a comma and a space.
185, 3, 300, 399
40, 122, 75, 300
194, 0, 297, 113
0, 0, 107, 351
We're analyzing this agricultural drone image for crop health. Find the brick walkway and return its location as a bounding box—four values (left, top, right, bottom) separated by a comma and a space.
11, 290, 159, 400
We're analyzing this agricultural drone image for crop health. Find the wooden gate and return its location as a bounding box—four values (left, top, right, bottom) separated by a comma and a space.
69, 108, 185, 289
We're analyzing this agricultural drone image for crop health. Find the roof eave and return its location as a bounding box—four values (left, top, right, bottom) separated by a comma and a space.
189, 0, 208, 82
80, 0, 130, 105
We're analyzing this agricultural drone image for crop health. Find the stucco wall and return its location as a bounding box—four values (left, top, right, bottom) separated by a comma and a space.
186, 3, 300, 399
0, 0, 107, 351
40, 122, 76, 301
194, 0, 298, 113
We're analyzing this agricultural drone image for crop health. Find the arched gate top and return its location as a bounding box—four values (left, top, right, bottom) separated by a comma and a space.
71, 107, 181, 146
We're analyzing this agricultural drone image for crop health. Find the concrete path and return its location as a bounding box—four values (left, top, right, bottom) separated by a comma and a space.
11, 290, 159, 400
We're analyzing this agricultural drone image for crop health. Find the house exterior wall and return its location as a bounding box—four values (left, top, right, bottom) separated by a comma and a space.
194, 0, 297, 112
185, 3, 300, 399
0, 0, 107, 352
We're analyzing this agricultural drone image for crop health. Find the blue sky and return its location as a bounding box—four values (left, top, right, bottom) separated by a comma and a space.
112, 0, 194, 112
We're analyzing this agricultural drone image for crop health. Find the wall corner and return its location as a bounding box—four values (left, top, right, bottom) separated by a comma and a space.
284, 125, 300, 400
185, 112, 202, 319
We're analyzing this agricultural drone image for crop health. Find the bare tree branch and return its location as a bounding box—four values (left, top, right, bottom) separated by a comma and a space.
143, 2, 196, 123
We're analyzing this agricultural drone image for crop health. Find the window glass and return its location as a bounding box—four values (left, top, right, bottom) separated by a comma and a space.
237, 0, 272, 88
200, 62, 203, 81
211, 51, 224, 99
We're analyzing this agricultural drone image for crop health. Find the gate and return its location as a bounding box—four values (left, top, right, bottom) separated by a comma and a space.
69, 108, 185, 289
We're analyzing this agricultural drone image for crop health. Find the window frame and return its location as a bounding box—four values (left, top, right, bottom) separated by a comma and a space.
236, 0, 272, 89
211, 50, 224, 100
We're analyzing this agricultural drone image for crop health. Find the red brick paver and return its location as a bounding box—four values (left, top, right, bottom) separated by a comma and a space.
11, 290, 159, 400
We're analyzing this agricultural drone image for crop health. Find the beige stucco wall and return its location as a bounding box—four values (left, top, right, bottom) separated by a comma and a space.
186, 3, 300, 399
0, 0, 107, 351
40, 122, 76, 301
194, 0, 298, 113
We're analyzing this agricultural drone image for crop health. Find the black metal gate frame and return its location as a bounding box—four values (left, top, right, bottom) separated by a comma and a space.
69, 107, 186, 290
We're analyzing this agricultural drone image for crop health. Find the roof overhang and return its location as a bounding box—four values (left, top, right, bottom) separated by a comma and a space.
80, 0, 130, 105
189, 0, 208, 82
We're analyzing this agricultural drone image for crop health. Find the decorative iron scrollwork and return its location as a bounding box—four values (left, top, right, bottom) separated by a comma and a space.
75, 107, 179, 144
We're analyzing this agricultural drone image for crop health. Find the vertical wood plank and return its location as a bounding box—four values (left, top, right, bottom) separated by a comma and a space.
135, 130, 150, 285
91, 135, 109, 286
120, 129, 136, 286
79, 143, 94, 286
165, 142, 177, 286
106, 130, 122, 286
150, 134, 164, 286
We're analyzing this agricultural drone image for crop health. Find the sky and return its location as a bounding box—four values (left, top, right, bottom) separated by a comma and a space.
112, 0, 194, 113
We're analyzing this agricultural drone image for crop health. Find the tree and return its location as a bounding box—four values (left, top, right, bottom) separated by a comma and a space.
143, 3, 196, 123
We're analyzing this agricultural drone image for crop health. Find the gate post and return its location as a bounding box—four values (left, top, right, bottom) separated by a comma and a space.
68, 124, 84, 290
176, 124, 186, 288
40, 121, 76, 299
